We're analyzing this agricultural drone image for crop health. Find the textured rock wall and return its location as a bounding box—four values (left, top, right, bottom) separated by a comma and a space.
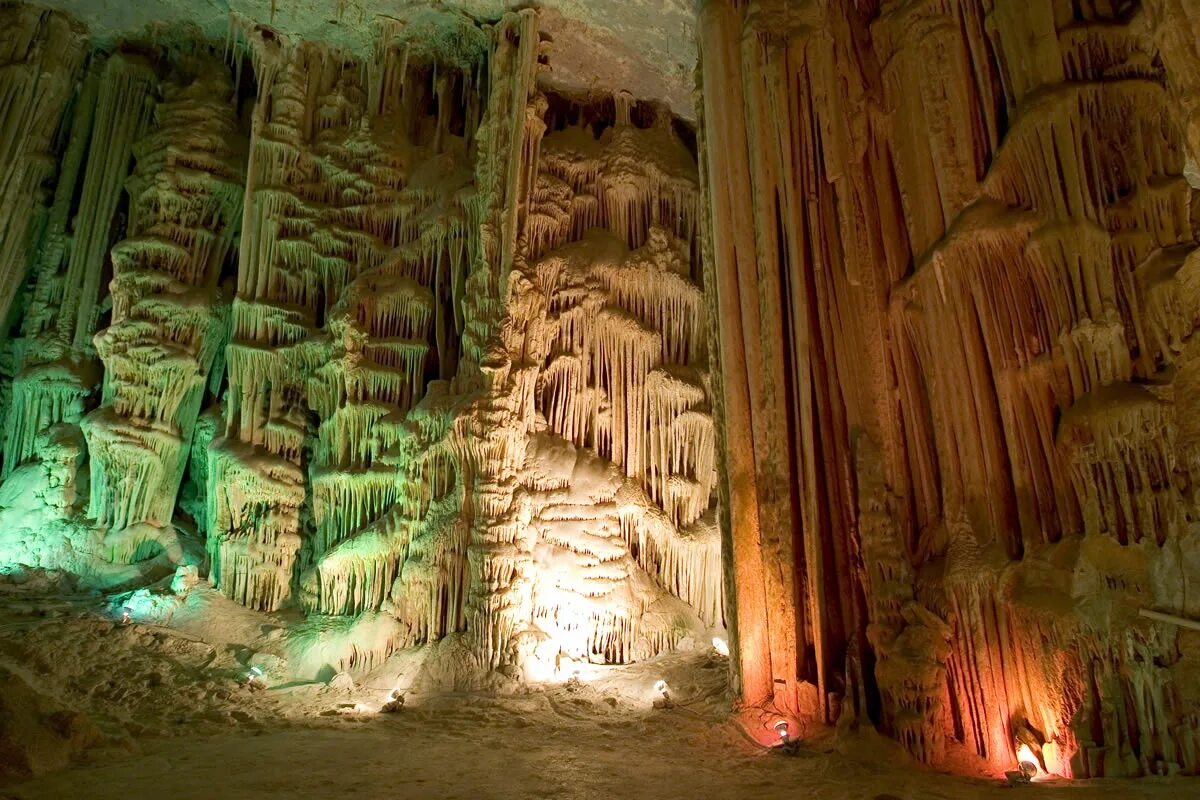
0, 3, 720, 680
700, 0, 1200, 778
0, 6, 86, 343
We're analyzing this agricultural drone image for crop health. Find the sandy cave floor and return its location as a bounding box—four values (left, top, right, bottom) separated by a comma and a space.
0, 585, 1197, 800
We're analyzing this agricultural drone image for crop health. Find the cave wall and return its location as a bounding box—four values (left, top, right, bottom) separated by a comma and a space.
699, 0, 1200, 778
0, 4, 721, 680
12, 0, 1200, 782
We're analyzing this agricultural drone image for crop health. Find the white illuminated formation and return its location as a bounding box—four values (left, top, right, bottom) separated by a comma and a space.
711, 637, 728, 657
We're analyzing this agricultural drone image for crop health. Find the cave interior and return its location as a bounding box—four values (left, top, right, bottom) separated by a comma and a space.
2, 0, 1200, 797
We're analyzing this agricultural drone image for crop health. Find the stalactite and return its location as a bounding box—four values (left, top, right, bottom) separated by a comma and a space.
0, 7, 85, 345
60, 52, 157, 351
2, 363, 91, 478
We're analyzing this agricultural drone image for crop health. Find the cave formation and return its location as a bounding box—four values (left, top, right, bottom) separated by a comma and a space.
1, 0, 1200, 795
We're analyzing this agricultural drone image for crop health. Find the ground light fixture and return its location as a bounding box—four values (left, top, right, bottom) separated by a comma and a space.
771, 719, 803, 755
1018, 743, 1040, 778
652, 679, 672, 708
245, 666, 265, 691
1006, 742, 1043, 785
711, 637, 729, 657
380, 688, 405, 713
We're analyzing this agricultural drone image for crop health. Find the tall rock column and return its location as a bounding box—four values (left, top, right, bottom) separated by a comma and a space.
206, 34, 340, 611
458, 9, 547, 668
81, 55, 244, 538
458, 14, 723, 674
697, 0, 887, 724
210, 18, 486, 612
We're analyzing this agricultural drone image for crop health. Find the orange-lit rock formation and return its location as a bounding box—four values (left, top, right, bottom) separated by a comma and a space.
700, 0, 1200, 778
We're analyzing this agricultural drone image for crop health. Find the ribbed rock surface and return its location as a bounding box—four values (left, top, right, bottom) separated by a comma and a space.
700, 0, 1200, 778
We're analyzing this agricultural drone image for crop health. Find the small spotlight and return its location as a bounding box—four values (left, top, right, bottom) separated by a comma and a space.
711, 637, 729, 657
120, 607, 132, 625
244, 666, 265, 691
380, 688, 405, 713
652, 679, 672, 709
775, 720, 790, 744
1007, 742, 1042, 785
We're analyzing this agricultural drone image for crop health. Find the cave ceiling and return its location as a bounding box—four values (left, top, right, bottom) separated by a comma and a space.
37, 0, 698, 119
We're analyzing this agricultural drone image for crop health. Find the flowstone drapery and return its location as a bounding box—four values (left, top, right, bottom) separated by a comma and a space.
0, 2, 720, 682
82, 55, 244, 545
203, 24, 483, 612
700, 0, 1200, 779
